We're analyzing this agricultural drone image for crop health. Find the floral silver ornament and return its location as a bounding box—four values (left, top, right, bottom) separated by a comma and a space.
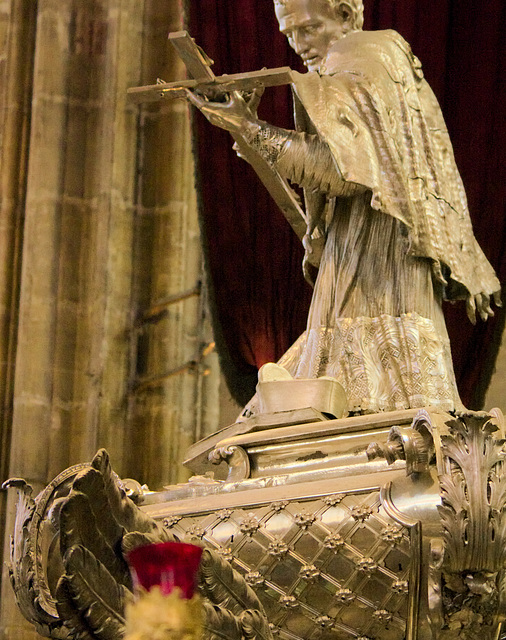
186, 524, 205, 539
315, 616, 334, 629
218, 546, 233, 561
323, 494, 344, 507
245, 571, 265, 586
299, 564, 320, 581
350, 505, 374, 522
373, 609, 393, 624
163, 515, 181, 528
380, 524, 404, 545
279, 595, 298, 608
356, 557, 377, 573
239, 513, 261, 535
294, 511, 317, 529
268, 540, 289, 558
215, 508, 233, 521
271, 500, 289, 512
323, 532, 345, 551
335, 588, 355, 603
391, 580, 409, 594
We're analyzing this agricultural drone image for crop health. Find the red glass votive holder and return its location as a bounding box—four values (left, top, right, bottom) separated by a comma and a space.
127, 541, 203, 599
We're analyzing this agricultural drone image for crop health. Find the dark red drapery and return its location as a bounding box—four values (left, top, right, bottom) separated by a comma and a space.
187, 1, 506, 408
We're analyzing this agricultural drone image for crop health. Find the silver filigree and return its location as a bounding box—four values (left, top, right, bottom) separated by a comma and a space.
163, 515, 181, 528
239, 513, 261, 536
299, 564, 320, 581
215, 508, 233, 521
323, 532, 345, 551
245, 571, 265, 586
380, 524, 404, 545
268, 540, 289, 558
279, 595, 298, 608
294, 511, 317, 529
356, 558, 377, 573
335, 588, 355, 603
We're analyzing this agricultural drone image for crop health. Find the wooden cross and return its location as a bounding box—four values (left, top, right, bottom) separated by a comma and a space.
127, 31, 307, 241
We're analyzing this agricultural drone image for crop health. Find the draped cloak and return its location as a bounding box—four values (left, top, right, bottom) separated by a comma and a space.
271, 30, 500, 413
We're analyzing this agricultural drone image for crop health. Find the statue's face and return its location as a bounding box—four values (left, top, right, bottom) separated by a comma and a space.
275, 0, 348, 71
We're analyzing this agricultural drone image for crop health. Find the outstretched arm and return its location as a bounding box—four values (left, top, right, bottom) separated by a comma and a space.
186, 90, 361, 198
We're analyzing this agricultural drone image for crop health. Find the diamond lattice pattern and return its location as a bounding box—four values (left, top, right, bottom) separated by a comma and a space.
163, 490, 412, 640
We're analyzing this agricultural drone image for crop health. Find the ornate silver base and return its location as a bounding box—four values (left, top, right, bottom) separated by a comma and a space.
4, 407, 506, 640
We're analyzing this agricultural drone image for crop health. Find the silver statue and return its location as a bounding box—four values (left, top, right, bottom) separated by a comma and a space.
187, 0, 501, 415
5, 6, 506, 640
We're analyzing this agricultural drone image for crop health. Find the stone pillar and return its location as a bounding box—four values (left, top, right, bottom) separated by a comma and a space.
0, 2, 38, 638
0, 0, 220, 636
127, 0, 220, 489
0, 1, 144, 637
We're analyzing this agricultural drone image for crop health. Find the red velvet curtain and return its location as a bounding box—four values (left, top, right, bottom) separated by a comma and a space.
187, 1, 506, 408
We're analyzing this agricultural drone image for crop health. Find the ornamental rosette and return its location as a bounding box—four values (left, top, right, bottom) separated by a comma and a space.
245, 571, 265, 586
279, 595, 298, 608
163, 515, 181, 528
372, 610, 393, 624
268, 540, 289, 558
380, 524, 404, 545
299, 564, 320, 581
215, 508, 233, 521
315, 616, 334, 629
391, 580, 409, 594
271, 500, 289, 512
186, 524, 205, 539
239, 513, 261, 535
335, 588, 355, 603
323, 494, 344, 507
356, 557, 377, 573
350, 505, 373, 522
294, 511, 317, 529
218, 547, 233, 561
323, 532, 345, 551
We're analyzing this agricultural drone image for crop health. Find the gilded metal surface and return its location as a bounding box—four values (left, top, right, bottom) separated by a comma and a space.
209, 445, 251, 482
368, 410, 506, 639
161, 487, 415, 640
256, 376, 347, 418
433, 413, 506, 638
2, 465, 89, 638
6, 409, 506, 639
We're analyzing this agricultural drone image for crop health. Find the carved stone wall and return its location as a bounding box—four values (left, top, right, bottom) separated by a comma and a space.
0, 1, 219, 638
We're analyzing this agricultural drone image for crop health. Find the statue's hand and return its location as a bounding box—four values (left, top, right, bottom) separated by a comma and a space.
466, 290, 502, 324
186, 89, 258, 134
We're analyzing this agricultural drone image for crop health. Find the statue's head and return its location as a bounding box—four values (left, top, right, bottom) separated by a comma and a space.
274, 0, 364, 71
